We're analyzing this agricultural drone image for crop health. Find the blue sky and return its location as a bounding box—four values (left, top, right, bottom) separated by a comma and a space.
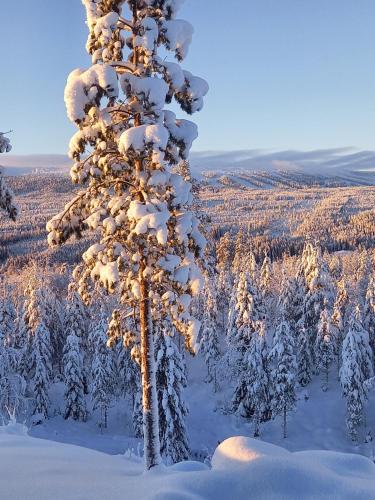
1, 0, 375, 154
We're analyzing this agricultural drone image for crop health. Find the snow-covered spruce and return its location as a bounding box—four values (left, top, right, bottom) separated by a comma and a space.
91, 310, 115, 430
331, 280, 349, 373
278, 269, 304, 340
340, 308, 371, 441
0, 328, 26, 421
302, 244, 334, 365
32, 323, 52, 420
259, 253, 271, 298
234, 321, 270, 436
0, 132, 17, 220
351, 306, 373, 382
66, 287, 90, 392
229, 268, 268, 416
227, 270, 263, 357
269, 317, 297, 438
46, 0, 208, 470
199, 277, 220, 390
364, 276, 375, 361
216, 232, 233, 327
315, 304, 334, 390
155, 315, 189, 464
297, 325, 313, 387
63, 332, 87, 422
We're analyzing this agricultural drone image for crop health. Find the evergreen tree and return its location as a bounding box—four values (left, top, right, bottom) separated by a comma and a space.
303, 245, 333, 362
269, 318, 297, 438
199, 278, 220, 390
340, 324, 368, 441
227, 271, 258, 374
364, 276, 375, 361
217, 232, 233, 327
234, 321, 269, 436
32, 323, 52, 419
91, 311, 115, 429
116, 338, 139, 406
278, 270, 302, 339
47, 0, 208, 470
155, 317, 189, 464
315, 305, 334, 389
260, 253, 271, 298
351, 306, 373, 382
0, 332, 26, 421
63, 332, 87, 422
0, 132, 17, 220
331, 280, 349, 374
232, 228, 246, 276
66, 287, 89, 393
133, 391, 143, 438
297, 325, 313, 387
0, 295, 16, 346
357, 249, 371, 300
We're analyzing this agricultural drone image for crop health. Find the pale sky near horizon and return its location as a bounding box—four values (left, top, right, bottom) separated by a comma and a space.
1, 0, 375, 155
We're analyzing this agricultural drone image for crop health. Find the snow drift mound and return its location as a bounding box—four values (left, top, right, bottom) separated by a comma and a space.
211, 436, 375, 499
0, 431, 374, 499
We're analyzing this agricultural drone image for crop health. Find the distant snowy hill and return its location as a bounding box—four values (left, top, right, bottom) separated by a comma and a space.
1, 425, 374, 500
190, 148, 375, 175
2, 149, 375, 188
0, 154, 71, 175
190, 149, 375, 188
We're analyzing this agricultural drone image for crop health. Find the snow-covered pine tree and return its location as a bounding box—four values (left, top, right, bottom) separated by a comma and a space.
0, 328, 26, 421
269, 317, 297, 438
47, 0, 208, 468
155, 317, 190, 464
199, 277, 220, 390
357, 249, 371, 300
331, 280, 349, 374
38, 288, 66, 374
296, 325, 313, 387
116, 334, 140, 405
133, 391, 144, 438
0, 294, 16, 346
315, 304, 334, 390
340, 323, 368, 441
303, 245, 334, 364
364, 276, 375, 360
91, 310, 115, 429
32, 323, 52, 420
301, 241, 315, 288
235, 321, 269, 436
155, 315, 189, 464
350, 306, 373, 382
232, 227, 246, 276
217, 232, 233, 327
278, 269, 299, 338
66, 287, 89, 392
227, 271, 257, 371
63, 332, 87, 422
260, 253, 271, 298
230, 270, 268, 417
0, 132, 17, 220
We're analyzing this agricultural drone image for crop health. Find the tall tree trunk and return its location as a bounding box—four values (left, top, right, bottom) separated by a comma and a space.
132, 1, 161, 468
140, 258, 162, 469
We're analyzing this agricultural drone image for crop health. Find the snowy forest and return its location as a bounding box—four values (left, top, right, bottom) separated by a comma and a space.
1, 0, 375, 498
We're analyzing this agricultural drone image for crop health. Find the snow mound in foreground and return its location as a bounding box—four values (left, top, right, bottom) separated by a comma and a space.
1, 432, 374, 500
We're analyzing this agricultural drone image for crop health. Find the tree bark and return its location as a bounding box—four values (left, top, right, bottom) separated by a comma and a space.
131, 0, 162, 469
139, 258, 162, 469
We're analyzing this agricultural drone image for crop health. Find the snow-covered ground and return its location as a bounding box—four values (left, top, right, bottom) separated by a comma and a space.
2, 423, 375, 500
27, 354, 375, 464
